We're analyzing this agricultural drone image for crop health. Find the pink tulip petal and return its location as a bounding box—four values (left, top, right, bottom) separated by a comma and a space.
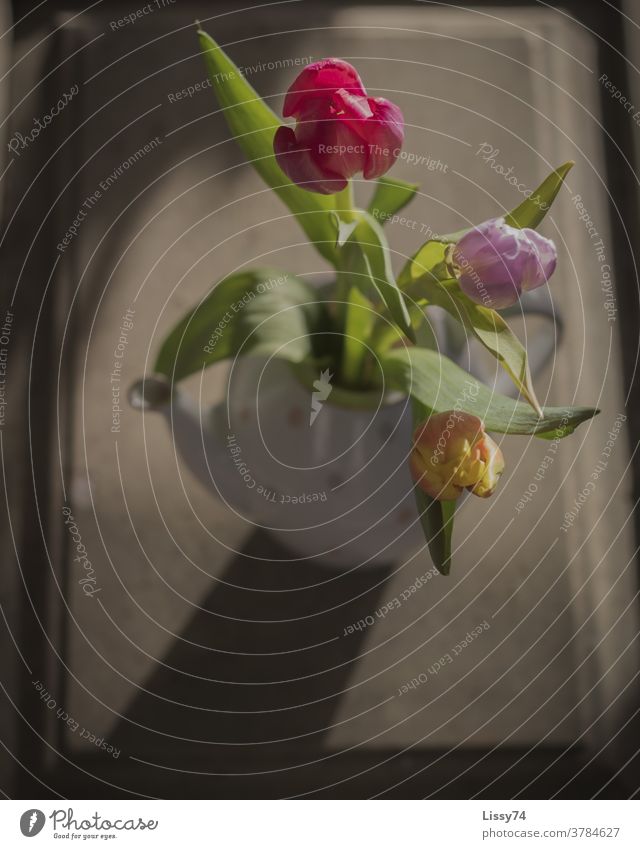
316, 120, 367, 179
360, 98, 405, 179
331, 88, 373, 122
521, 228, 557, 292
283, 59, 366, 118
455, 217, 557, 309
273, 125, 347, 194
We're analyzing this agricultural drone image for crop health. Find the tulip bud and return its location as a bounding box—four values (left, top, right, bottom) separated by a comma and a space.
274, 59, 404, 194
410, 411, 505, 501
453, 217, 557, 309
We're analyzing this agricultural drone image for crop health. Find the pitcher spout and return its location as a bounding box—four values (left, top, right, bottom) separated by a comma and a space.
128, 374, 173, 412
127, 374, 236, 500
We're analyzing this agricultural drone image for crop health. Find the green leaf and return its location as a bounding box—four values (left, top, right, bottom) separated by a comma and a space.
430, 160, 574, 244
417, 281, 543, 415
414, 487, 456, 576
382, 347, 598, 437
448, 293, 542, 415
368, 302, 433, 356
342, 212, 415, 343
413, 307, 439, 350
409, 395, 456, 576
504, 161, 574, 229
155, 269, 326, 381
197, 29, 337, 264
397, 239, 450, 289
368, 176, 419, 224
398, 240, 542, 413
330, 211, 358, 248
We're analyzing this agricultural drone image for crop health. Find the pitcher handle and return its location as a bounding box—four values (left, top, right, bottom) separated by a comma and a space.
441, 286, 562, 395
500, 286, 563, 381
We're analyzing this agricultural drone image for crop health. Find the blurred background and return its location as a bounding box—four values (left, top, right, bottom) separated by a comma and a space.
1, 0, 640, 798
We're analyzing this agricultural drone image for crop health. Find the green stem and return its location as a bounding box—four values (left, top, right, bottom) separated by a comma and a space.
333, 181, 360, 383
334, 182, 356, 223
333, 181, 357, 313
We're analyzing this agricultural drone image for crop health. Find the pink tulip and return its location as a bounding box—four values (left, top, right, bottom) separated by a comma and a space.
274, 59, 404, 194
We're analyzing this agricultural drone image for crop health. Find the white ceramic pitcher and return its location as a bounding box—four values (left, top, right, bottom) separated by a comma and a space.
129, 288, 559, 567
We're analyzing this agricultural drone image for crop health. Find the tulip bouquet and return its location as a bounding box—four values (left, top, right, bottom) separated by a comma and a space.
155, 27, 598, 574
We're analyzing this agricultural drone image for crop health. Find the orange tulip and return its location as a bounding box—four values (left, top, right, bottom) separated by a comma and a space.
410, 411, 504, 501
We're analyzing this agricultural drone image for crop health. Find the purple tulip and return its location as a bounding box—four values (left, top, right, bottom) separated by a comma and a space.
453, 217, 557, 309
